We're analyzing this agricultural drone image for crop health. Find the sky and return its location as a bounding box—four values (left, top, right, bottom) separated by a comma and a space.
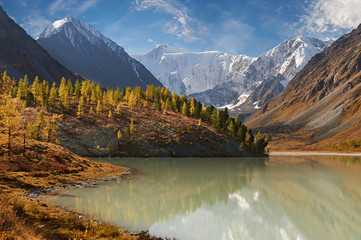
1, 0, 361, 57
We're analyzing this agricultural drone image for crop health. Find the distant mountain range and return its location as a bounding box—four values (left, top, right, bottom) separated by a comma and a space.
0, 7, 81, 84
37, 17, 163, 89
134, 37, 328, 116
133, 44, 255, 95
247, 24, 361, 150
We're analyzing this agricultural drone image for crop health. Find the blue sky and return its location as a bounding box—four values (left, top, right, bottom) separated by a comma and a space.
1, 0, 361, 57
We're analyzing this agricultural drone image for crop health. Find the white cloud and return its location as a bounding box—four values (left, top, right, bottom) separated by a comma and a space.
48, 0, 99, 15
148, 38, 159, 46
300, 0, 361, 34
133, 0, 206, 42
211, 19, 254, 55
76, 0, 99, 14
21, 13, 51, 38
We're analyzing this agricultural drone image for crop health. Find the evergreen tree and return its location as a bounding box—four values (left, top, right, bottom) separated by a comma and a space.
16, 78, 26, 99
0, 95, 22, 158
117, 130, 122, 145
59, 77, 67, 101
129, 118, 135, 140
96, 100, 102, 114
228, 120, 236, 135
35, 110, 45, 141
49, 82, 57, 106
210, 108, 218, 127
108, 108, 113, 118
171, 91, 178, 112
190, 98, 196, 117
74, 80, 82, 99
63, 91, 69, 111
0, 71, 15, 95
66, 79, 73, 96
181, 102, 190, 117
44, 114, 61, 143
77, 97, 85, 118
31, 76, 41, 105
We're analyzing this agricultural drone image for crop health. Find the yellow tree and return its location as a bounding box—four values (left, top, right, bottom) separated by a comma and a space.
190, 98, 196, 117
117, 130, 122, 145
129, 118, 135, 140
59, 77, 67, 101
49, 82, 57, 106
96, 100, 102, 114
0, 71, 15, 95
19, 117, 29, 155
128, 91, 137, 109
77, 97, 85, 118
0, 96, 22, 158
44, 114, 61, 143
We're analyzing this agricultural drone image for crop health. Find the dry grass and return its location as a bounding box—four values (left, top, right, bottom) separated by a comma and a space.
0, 133, 161, 239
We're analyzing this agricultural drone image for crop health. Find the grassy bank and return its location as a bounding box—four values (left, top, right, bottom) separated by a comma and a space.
0, 135, 161, 240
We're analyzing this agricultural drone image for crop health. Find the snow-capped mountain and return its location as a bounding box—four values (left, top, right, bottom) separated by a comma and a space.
133, 44, 255, 95
191, 36, 328, 109
37, 17, 162, 89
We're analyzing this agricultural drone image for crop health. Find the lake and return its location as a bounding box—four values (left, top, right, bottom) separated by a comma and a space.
44, 155, 361, 240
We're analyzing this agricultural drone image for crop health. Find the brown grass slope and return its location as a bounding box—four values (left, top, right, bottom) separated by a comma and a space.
247, 24, 361, 151
47, 101, 246, 157
0, 134, 148, 239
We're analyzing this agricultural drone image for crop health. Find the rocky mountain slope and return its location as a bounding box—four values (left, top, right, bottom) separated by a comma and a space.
191, 36, 327, 109
0, 7, 81, 83
247, 24, 361, 151
38, 17, 162, 89
133, 44, 255, 95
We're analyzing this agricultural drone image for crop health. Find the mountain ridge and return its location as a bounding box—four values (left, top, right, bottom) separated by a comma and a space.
134, 36, 327, 113
38, 16, 163, 89
0, 7, 82, 83
190, 35, 328, 109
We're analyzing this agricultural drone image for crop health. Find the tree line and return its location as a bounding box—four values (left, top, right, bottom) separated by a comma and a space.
1, 71, 271, 156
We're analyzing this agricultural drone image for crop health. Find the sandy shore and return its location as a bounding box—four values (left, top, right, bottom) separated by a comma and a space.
268, 151, 361, 156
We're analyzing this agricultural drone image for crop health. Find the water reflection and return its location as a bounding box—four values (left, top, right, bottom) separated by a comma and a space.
44, 156, 361, 240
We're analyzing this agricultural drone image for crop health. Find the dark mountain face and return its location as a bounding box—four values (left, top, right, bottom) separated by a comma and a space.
37, 17, 163, 89
0, 7, 81, 83
247, 24, 361, 150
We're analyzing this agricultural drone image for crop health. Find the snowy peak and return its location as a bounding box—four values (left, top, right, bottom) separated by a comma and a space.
151, 43, 189, 54
39, 16, 123, 54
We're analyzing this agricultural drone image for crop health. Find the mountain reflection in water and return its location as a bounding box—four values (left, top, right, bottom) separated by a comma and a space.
44, 156, 361, 240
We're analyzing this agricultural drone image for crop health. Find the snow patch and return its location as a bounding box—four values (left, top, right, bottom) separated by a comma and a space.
52, 19, 69, 29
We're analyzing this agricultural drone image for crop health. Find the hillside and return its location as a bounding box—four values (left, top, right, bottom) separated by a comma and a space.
0, 7, 82, 84
0, 132, 141, 239
51, 102, 245, 157
247, 24, 361, 151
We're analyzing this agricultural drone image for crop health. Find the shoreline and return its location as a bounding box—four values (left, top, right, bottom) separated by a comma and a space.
268, 151, 361, 156
28, 166, 133, 199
